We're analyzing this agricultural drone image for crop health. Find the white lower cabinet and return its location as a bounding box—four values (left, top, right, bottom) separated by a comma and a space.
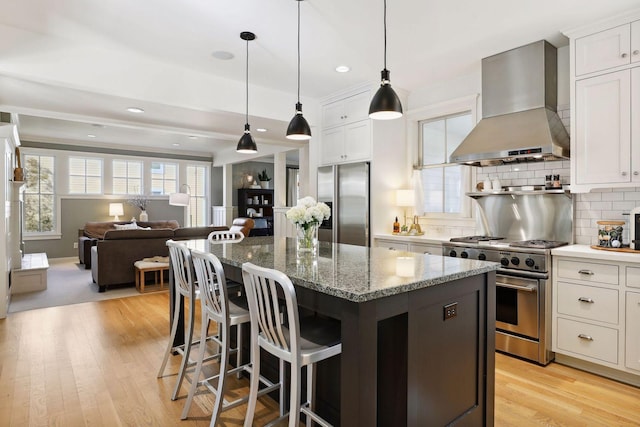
553, 254, 640, 380
626, 292, 640, 372
375, 238, 441, 255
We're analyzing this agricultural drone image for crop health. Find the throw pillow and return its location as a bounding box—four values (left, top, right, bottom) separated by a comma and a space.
114, 223, 138, 230
137, 226, 152, 230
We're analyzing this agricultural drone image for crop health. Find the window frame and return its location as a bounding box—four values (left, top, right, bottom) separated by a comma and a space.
406, 94, 479, 222
68, 156, 103, 195
112, 159, 143, 195
150, 161, 178, 195
23, 152, 60, 238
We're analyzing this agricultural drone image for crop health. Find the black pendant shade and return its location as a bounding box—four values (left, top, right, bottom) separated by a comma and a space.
237, 123, 258, 153
237, 31, 258, 153
369, 0, 403, 120
369, 69, 403, 120
286, 0, 312, 140
286, 102, 312, 140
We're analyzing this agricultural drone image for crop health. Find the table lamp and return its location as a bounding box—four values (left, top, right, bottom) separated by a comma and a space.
109, 203, 124, 221
396, 189, 415, 227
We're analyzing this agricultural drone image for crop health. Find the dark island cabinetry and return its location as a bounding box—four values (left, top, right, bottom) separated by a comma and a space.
237, 188, 273, 236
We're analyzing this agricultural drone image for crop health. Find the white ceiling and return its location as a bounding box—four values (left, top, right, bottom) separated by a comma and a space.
0, 0, 637, 161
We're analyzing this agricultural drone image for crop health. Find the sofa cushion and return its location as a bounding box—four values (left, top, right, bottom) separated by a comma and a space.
137, 220, 180, 229
103, 228, 175, 240
114, 222, 139, 230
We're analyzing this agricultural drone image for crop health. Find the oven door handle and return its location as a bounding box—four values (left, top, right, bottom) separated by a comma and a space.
496, 282, 537, 293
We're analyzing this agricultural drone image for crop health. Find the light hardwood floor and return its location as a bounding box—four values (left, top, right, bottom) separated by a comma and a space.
1, 292, 639, 426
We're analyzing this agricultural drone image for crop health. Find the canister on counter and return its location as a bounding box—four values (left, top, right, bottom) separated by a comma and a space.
597, 220, 624, 248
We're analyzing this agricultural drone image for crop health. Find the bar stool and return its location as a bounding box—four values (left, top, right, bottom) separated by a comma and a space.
242, 262, 342, 427
183, 250, 280, 425
157, 240, 201, 400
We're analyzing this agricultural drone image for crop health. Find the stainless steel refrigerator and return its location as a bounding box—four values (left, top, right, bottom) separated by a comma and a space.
317, 162, 370, 246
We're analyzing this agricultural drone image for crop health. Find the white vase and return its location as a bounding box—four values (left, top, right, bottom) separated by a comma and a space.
139, 210, 148, 222
260, 180, 270, 189
296, 223, 319, 257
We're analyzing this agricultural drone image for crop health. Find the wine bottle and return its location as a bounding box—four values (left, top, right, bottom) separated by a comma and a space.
393, 216, 400, 233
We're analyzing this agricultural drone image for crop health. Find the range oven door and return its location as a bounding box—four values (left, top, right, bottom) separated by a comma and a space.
495, 273, 540, 340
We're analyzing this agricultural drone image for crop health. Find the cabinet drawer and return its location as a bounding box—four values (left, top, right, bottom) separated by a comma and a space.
376, 241, 409, 251
409, 243, 442, 255
626, 292, 640, 371
626, 266, 640, 288
556, 259, 618, 285
556, 282, 619, 324
557, 318, 618, 364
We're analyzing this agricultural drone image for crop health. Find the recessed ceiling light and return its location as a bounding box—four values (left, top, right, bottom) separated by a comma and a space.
172, 143, 180, 147
87, 134, 97, 138
188, 136, 198, 140
212, 51, 234, 60
126, 107, 145, 113
256, 128, 267, 132
335, 65, 350, 73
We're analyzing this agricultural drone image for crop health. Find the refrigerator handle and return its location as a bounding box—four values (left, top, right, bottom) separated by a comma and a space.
333, 165, 339, 244
364, 162, 370, 246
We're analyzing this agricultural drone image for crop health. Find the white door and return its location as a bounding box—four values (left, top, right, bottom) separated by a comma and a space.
631, 20, 640, 65
632, 67, 640, 182
343, 120, 371, 163
320, 127, 345, 165
575, 24, 631, 76
575, 70, 631, 185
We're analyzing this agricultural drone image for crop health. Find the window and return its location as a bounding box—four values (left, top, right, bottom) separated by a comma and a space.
24, 154, 55, 233
418, 112, 473, 215
69, 157, 102, 194
186, 165, 207, 226
113, 159, 142, 194
151, 162, 177, 195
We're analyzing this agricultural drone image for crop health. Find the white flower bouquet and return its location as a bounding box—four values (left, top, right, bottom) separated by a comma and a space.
286, 197, 330, 255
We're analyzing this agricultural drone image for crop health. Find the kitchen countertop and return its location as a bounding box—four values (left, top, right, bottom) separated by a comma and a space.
373, 233, 454, 245
181, 236, 497, 302
552, 244, 640, 263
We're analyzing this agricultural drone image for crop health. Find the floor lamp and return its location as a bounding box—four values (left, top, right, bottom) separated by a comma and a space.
169, 184, 191, 226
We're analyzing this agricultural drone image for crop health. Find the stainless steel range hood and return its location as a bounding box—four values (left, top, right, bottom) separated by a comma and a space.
450, 40, 569, 167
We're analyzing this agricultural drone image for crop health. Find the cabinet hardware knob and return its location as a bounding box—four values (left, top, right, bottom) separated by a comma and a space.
634, 171, 639, 176
578, 297, 594, 303
633, 50, 639, 55
622, 171, 628, 176
578, 334, 594, 341
578, 269, 594, 275
621, 53, 628, 58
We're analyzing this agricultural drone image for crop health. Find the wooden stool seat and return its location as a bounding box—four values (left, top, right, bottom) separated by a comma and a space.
134, 257, 169, 293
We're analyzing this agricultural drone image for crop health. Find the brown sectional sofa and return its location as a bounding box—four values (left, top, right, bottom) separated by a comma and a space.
86, 218, 255, 292
90, 225, 228, 292
78, 220, 180, 269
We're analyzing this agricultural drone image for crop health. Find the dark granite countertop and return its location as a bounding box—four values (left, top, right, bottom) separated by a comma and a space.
180, 236, 498, 303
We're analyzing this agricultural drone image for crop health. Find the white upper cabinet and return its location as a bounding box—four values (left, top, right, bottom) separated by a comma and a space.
575, 24, 631, 76
567, 12, 640, 192
574, 70, 632, 186
321, 91, 370, 129
320, 89, 372, 165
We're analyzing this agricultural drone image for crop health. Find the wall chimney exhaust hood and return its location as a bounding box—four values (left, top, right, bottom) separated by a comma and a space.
450, 40, 569, 167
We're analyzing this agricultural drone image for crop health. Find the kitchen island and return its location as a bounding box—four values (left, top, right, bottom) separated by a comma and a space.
176, 236, 498, 426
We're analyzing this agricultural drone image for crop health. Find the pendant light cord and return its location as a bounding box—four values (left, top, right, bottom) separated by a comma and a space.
297, 0, 301, 103
245, 36, 249, 125
383, 0, 387, 70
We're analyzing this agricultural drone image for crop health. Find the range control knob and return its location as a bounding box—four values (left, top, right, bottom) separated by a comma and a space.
478, 253, 487, 261
511, 257, 520, 266
525, 258, 535, 267
449, 250, 457, 257
460, 251, 469, 259
500, 257, 509, 266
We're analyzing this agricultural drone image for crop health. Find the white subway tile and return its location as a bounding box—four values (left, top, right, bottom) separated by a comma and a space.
624, 192, 640, 200
575, 235, 592, 245
612, 201, 637, 211
580, 192, 603, 202
589, 201, 612, 210
601, 192, 624, 201
527, 163, 546, 170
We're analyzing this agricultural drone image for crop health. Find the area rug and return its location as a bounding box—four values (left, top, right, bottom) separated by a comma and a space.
8, 257, 145, 313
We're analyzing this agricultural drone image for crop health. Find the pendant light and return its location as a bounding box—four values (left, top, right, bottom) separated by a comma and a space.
237, 31, 258, 153
369, 0, 403, 120
286, 0, 312, 140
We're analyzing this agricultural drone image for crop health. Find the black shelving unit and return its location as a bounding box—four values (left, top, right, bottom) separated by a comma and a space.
237, 188, 274, 236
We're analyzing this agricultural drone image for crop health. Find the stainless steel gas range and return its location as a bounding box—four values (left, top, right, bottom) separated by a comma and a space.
443, 237, 568, 365
444, 188, 574, 365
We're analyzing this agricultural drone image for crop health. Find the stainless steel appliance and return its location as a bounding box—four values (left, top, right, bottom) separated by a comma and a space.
450, 40, 569, 166
443, 188, 573, 365
317, 162, 370, 246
